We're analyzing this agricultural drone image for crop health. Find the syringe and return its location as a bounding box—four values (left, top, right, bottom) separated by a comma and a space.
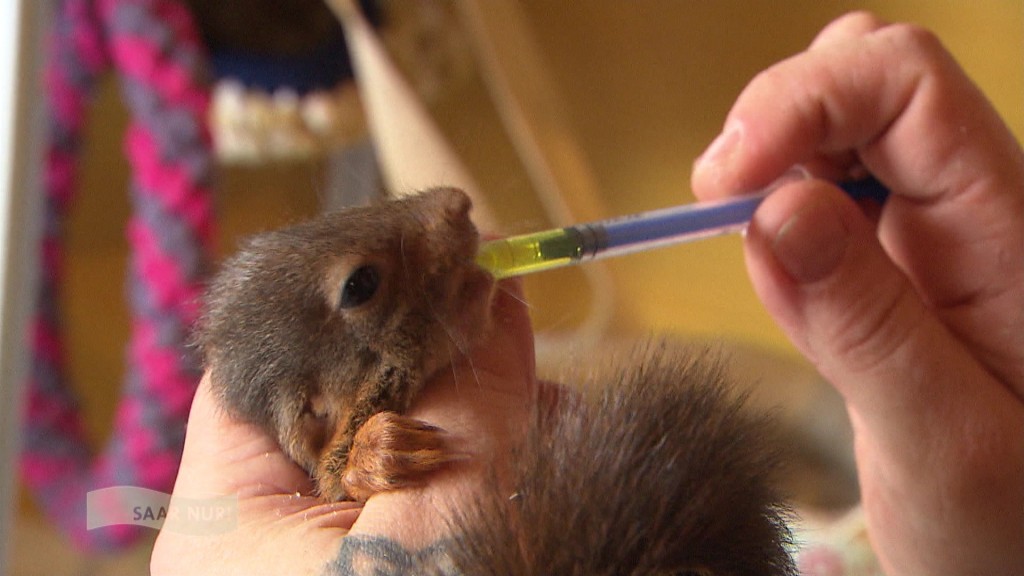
476, 178, 888, 279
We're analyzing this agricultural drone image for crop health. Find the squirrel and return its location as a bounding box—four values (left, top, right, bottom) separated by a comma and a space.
195, 187, 795, 575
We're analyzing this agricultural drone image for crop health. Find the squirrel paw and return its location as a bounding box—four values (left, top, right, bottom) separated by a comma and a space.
325, 411, 456, 503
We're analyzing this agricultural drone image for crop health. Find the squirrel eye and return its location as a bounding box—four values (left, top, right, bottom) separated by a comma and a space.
339, 265, 380, 309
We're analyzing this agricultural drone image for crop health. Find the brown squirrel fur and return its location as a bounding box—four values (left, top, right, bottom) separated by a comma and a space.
196, 188, 795, 574
437, 341, 794, 575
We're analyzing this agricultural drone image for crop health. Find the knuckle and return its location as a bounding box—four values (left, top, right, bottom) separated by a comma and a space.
811, 11, 888, 48
881, 22, 948, 66
838, 10, 889, 32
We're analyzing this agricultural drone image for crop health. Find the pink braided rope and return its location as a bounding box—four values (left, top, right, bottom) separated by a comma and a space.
22, 0, 214, 551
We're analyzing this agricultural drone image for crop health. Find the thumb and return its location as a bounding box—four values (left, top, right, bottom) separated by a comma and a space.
744, 179, 1004, 439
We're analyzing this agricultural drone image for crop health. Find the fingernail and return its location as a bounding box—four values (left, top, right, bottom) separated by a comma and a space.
767, 165, 812, 191
772, 197, 850, 283
696, 123, 743, 174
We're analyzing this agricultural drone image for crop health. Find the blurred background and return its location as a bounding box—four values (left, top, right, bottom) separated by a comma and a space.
10, 1, 1023, 573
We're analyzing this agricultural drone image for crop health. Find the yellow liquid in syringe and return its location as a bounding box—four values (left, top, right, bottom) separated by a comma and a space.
475, 229, 584, 279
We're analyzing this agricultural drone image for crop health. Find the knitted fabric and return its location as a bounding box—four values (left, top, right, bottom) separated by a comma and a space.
22, 0, 214, 551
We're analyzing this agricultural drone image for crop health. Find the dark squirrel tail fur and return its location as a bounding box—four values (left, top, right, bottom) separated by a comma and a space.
434, 340, 796, 575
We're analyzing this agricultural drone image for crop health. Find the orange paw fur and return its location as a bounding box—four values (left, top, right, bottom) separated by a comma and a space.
332, 412, 457, 502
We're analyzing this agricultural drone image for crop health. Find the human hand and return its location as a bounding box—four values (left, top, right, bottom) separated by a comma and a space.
692, 12, 1024, 575
150, 278, 535, 575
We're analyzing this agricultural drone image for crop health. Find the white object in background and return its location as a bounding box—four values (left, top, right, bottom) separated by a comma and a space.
0, 1, 49, 574
325, 0, 497, 231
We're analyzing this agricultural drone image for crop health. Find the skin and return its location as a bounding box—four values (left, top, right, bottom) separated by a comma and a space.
691, 12, 1024, 575
153, 11, 1024, 575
